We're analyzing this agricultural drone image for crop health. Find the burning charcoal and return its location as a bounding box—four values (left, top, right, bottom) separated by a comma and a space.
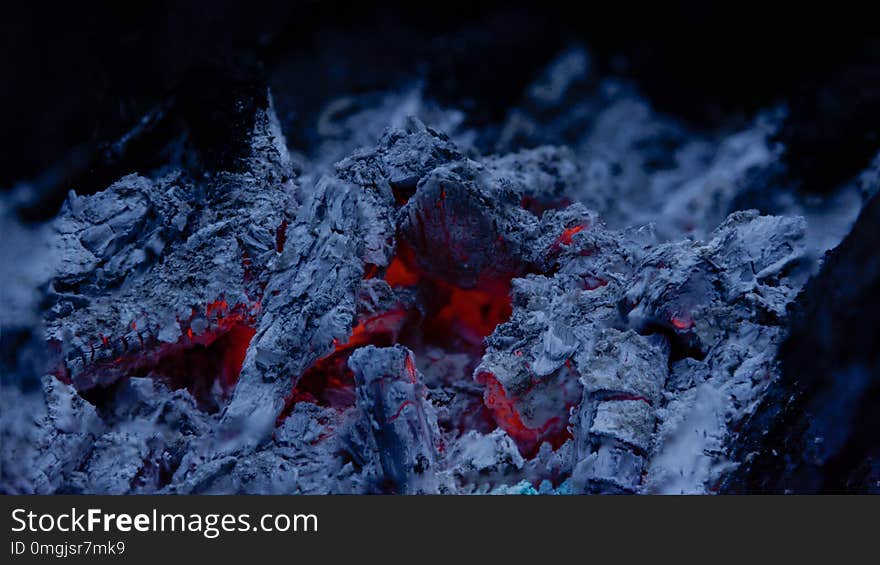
476, 278, 588, 455
623, 211, 806, 354
475, 208, 632, 456
398, 160, 537, 288
349, 345, 441, 494
216, 171, 398, 451
640, 214, 807, 493
2, 31, 871, 495
483, 146, 586, 214
44, 94, 294, 404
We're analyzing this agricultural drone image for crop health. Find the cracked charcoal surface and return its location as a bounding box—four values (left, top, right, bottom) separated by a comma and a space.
1, 35, 876, 494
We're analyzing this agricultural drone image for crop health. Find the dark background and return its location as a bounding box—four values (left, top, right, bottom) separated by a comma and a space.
2, 1, 879, 218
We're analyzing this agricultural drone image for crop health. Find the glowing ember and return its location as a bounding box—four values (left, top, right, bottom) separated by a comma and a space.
384, 247, 421, 287
431, 283, 513, 346
670, 310, 694, 330
280, 308, 410, 416
557, 224, 585, 246
60, 298, 261, 410
386, 400, 417, 423
280, 239, 516, 430
384, 241, 514, 347
477, 371, 571, 456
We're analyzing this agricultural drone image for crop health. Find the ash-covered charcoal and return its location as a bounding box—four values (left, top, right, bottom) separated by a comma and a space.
723, 194, 880, 493
69, 377, 212, 495
477, 206, 808, 493
350, 345, 441, 494
44, 93, 295, 411
1, 376, 102, 494
2, 19, 876, 495
570, 330, 666, 493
